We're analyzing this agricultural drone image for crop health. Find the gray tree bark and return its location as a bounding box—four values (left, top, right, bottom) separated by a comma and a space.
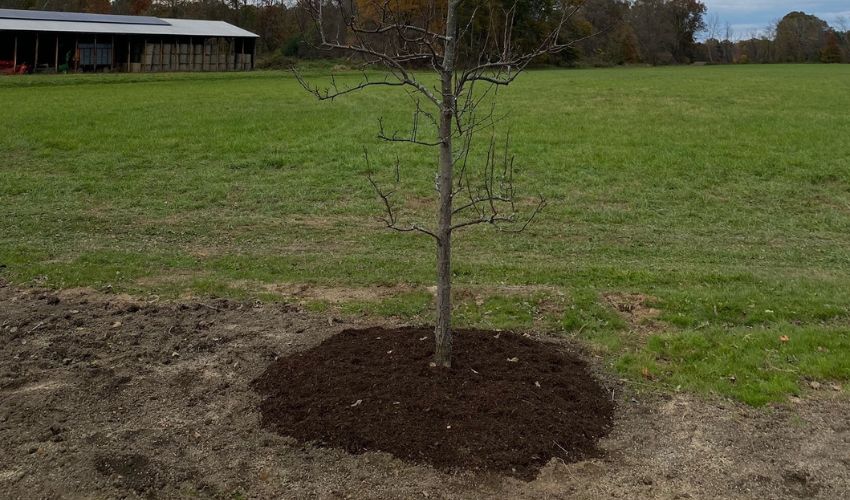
434, 0, 460, 368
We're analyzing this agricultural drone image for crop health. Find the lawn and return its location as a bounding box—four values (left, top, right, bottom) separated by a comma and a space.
1, 64, 849, 405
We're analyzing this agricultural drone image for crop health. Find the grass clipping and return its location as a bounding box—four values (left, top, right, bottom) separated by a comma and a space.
252, 327, 614, 480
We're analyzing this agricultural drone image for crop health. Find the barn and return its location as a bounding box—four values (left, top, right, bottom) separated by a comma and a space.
0, 8, 258, 74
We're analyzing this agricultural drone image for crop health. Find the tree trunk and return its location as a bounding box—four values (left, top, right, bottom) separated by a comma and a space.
434, 1, 459, 368
434, 79, 453, 368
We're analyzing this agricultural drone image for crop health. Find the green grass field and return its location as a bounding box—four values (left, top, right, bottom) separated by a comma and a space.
2, 65, 849, 405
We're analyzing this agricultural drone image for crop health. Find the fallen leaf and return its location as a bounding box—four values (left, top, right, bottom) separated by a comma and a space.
111, 321, 122, 328
507, 357, 519, 363
535, 381, 541, 388
387, 350, 393, 354
470, 368, 479, 374
419, 336, 427, 341
350, 399, 362, 408
780, 335, 790, 343
641, 367, 652, 380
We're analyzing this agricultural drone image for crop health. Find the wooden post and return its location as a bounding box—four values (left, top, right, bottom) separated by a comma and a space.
189, 37, 193, 71
252, 38, 256, 70
74, 37, 78, 72
240, 38, 244, 71
54, 35, 58, 72
127, 38, 131, 72
111, 35, 115, 70
93, 36, 97, 72
12, 36, 17, 71
159, 39, 163, 72
34, 33, 39, 70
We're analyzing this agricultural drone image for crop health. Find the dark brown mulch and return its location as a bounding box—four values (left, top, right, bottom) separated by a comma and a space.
252, 327, 615, 480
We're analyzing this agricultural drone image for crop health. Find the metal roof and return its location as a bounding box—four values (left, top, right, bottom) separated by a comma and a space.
0, 8, 169, 25
0, 9, 258, 38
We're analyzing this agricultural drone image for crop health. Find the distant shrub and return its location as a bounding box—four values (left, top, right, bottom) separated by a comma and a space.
256, 50, 298, 70
653, 51, 675, 65
282, 36, 302, 58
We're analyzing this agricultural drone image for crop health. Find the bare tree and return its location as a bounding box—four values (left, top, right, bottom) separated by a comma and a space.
295, 0, 589, 367
836, 15, 849, 33
704, 12, 719, 63
835, 15, 849, 54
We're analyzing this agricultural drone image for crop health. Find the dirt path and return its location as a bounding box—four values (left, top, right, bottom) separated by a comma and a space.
0, 282, 847, 499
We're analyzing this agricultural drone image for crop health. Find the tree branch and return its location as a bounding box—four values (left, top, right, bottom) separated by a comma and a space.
365, 149, 439, 240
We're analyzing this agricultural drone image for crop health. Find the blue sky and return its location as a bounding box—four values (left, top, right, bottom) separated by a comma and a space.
702, 1, 850, 38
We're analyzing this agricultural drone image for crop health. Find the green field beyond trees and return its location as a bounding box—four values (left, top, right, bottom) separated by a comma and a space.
2, 65, 849, 405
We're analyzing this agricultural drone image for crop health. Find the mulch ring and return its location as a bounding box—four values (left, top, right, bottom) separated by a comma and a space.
252, 327, 615, 480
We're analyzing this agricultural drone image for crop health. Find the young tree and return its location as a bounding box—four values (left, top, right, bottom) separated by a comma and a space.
296, 0, 591, 367
704, 12, 719, 63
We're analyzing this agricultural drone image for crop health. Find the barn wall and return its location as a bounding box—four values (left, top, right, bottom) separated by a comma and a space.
0, 31, 255, 74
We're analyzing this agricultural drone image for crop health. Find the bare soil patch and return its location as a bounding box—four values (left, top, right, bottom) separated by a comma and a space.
252, 327, 613, 480
264, 283, 416, 303
604, 292, 663, 332
0, 281, 848, 499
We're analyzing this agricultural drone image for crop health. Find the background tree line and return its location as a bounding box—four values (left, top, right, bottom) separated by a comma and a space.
702, 11, 850, 64
2, 0, 848, 65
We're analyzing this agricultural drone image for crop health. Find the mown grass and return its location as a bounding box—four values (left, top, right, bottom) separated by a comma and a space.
1, 65, 849, 405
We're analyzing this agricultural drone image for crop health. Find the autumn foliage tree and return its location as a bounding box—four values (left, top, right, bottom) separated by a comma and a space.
821, 30, 842, 63
629, 0, 705, 64
775, 11, 828, 63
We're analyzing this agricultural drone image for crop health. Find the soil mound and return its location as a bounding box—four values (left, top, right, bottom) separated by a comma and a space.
252, 327, 614, 480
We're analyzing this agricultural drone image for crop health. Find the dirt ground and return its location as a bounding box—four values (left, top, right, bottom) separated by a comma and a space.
1, 280, 848, 499
253, 327, 614, 480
